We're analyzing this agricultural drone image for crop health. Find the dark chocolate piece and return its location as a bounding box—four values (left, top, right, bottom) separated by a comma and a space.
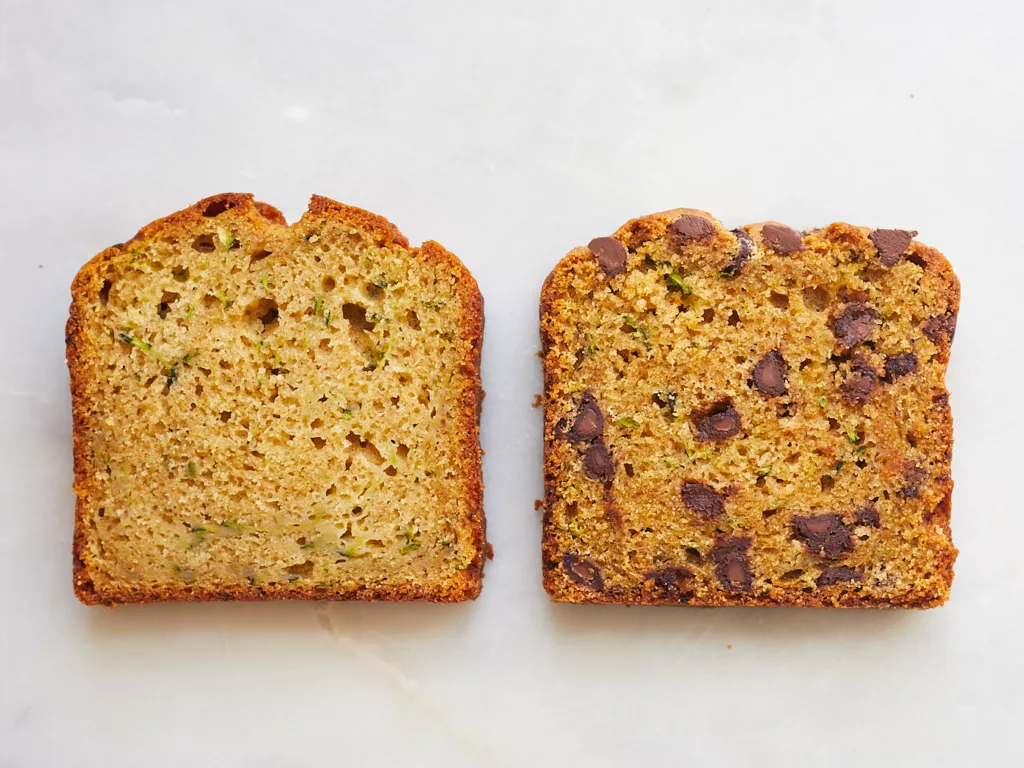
869, 228, 917, 267
761, 224, 803, 254
751, 350, 787, 397
681, 481, 725, 519
694, 400, 742, 442
589, 237, 628, 276
709, 537, 753, 591
792, 514, 853, 559
563, 554, 603, 590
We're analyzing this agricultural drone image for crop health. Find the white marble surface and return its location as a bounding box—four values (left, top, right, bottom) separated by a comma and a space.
2, 1, 1022, 765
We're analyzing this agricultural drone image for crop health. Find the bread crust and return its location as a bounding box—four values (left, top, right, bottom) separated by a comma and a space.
541, 209, 958, 608
67, 193, 485, 605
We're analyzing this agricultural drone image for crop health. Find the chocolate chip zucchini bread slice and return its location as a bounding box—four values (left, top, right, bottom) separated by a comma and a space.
541, 209, 958, 607
67, 194, 485, 604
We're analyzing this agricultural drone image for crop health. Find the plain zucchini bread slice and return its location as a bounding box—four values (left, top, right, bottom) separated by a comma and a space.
67, 193, 485, 604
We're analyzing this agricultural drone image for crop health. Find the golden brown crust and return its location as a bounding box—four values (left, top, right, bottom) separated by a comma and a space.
541, 209, 958, 609
415, 239, 487, 599
73, 579, 476, 607
304, 195, 410, 249
67, 193, 485, 605
545, 587, 947, 609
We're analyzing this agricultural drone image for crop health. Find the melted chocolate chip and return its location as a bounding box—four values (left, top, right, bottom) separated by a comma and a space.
923, 313, 957, 345
884, 352, 918, 381
816, 566, 860, 587
831, 303, 879, 349
855, 505, 880, 527
681, 481, 725, 519
709, 537, 753, 591
841, 354, 879, 405
644, 566, 694, 596
761, 224, 803, 254
694, 400, 742, 442
563, 553, 604, 590
751, 350, 787, 397
589, 236, 628, 276
869, 228, 917, 267
669, 214, 716, 242
722, 229, 753, 276
898, 466, 928, 498
568, 392, 604, 442
583, 442, 615, 482
792, 514, 853, 559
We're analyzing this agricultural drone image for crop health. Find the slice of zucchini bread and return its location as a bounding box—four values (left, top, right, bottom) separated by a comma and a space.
67, 194, 485, 604
541, 209, 958, 607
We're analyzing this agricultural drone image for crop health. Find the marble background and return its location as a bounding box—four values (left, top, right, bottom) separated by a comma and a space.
1, 1, 1021, 765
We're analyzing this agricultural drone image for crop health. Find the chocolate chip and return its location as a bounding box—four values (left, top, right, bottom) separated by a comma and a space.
884, 352, 918, 381
669, 214, 716, 242
841, 354, 879, 405
869, 228, 917, 267
589, 237, 628, 276
855, 505, 880, 527
792, 514, 853, 559
751, 349, 787, 397
709, 537, 753, 591
568, 392, 604, 442
722, 229, 753, 276
562, 553, 603, 590
694, 400, 742, 442
923, 313, 957, 345
816, 566, 860, 587
583, 442, 615, 482
831, 303, 879, 349
643, 566, 694, 597
898, 466, 928, 498
761, 224, 803, 254
681, 481, 725, 519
